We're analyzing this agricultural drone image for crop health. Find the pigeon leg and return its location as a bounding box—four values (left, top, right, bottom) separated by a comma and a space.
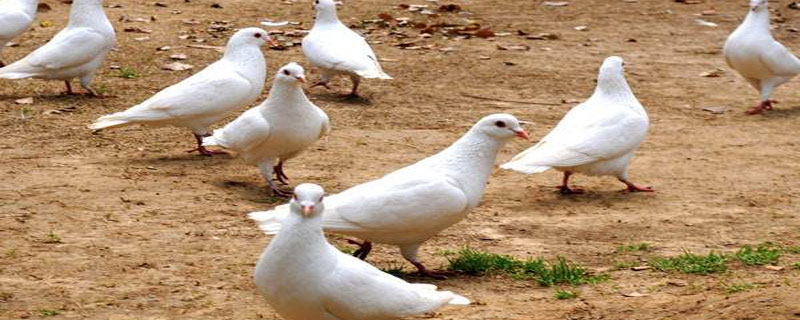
746, 100, 771, 115
346, 74, 361, 98
259, 162, 291, 197
273, 161, 290, 185
347, 239, 372, 260
558, 171, 584, 194
62, 81, 76, 95
618, 178, 654, 193
310, 81, 331, 90
187, 134, 227, 156
400, 244, 447, 280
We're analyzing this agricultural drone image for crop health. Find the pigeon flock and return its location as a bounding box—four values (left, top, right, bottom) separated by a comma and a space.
0, 0, 794, 319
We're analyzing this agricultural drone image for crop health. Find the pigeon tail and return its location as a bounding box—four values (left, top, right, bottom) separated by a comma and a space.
499, 162, 552, 174
446, 293, 470, 306
0, 59, 37, 79
248, 204, 291, 235
88, 113, 131, 131
355, 69, 392, 80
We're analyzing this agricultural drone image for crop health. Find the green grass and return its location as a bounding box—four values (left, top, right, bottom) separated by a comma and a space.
617, 242, 651, 253
447, 247, 607, 286
114, 67, 140, 79
379, 262, 407, 276
336, 246, 355, 255
446, 247, 521, 275
792, 262, 800, 270
735, 244, 781, 266
614, 260, 638, 270
722, 282, 757, 294
782, 245, 800, 254
650, 251, 727, 275
43, 231, 62, 244
554, 289, 578, 300
36, 309, 60, 317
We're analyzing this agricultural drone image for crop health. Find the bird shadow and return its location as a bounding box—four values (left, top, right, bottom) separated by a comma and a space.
210, 179, 289, 204
513, 186, 655, 212
0, 93, 98, 102
763, 105, 800, 118
121, 153, 233, 165
309, 92, 373, 106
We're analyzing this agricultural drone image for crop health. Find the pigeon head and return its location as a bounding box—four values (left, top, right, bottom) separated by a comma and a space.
595, 56, 632, 95
750, 0, 767, 11
290, 183, 325, 218
313, 0, 341, 22
227, 27, 274, 48
276, 63, 307, 84
474, 113, 529, 141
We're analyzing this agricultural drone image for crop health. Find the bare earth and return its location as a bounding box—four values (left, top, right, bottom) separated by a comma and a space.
2, 0, 800, 319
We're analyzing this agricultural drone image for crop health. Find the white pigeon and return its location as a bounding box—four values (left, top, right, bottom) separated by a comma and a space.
500, 56, 652, 194
0, 0, 39, 67
253, 183, 470, 320
202, 63, 330, 196
0, 0, 114, 96
301, 0, 392, 97
723, 0, 800, 115
249, 113, 529, 278
89, 28, 272, 156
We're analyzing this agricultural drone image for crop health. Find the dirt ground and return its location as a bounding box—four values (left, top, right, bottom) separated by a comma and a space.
2, 0, 800, 319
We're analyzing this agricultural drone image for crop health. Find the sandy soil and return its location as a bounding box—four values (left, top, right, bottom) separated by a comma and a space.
2, 0, 800, 319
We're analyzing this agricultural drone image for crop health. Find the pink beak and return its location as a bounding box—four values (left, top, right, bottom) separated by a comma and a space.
302, 206, 314, 216
296, 76, 306, 83
513, 128, 530, 140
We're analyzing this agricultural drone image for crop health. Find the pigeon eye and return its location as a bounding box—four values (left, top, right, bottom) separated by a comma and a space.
254, 33, 262, 38
283, 70, 291, 76
494, 121, 506, 128
315, 0, 319, 4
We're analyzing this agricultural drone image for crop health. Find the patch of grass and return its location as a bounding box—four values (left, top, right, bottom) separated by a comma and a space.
722, 282, 757, 294
42, 231, 62, 244
336, 246, 355, 255
554, 289, 578, 300
782, 245, 800, 254
36, 309, 60, 317
736, 244, 781, 266
792, 262, 800, 270
114, 67, 140, 79
446, 247, 521, 275
379, 262, 407, 276
617, 242, 650, 253
650, 251, 727, 275
614, 260, 638, 270
446, 247, 607, 287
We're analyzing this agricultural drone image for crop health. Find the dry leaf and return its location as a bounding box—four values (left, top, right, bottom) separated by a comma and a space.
170, 53, 188, 60
543, 1, 568, 6
15, 97, 33, 105
526, 32, 559, 40
496, 44, 530, 51
765, 265, 784, 271
667, 280, 688, 287
696, 19, 718, 27
162, 62, 193, 71
157, 46, 171, 51
574, 25, 588, 31
699, 68, 724, 77
631, 266, 651, 271
124, 27, 152, 33
187, 44, 224, 52
702, 106, 730, 114
622, 292, 649, 297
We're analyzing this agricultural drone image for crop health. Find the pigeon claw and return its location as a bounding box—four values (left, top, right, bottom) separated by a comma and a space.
309, 81, 331, 90
187, 146, 228, 156
411, 261, 448, 280
558, 185, 585, 195
618, 179, 654, 193
270, 186, 293, 198
746, 100, 774, 115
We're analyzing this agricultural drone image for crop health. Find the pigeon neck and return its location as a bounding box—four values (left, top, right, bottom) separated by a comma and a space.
314, 8, 342, 28
68, 1, 108, 29
264, 81, 309, 106
593, 72, 635, 103
742, 7, 770, 32
223, 46, 267, 82
426, 132, 505, 203
275, 211, 328, 250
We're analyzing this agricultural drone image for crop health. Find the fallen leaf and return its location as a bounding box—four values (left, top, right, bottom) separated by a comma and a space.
622, 292, 649, 297
187, 44, 224, 52
696, 19, 718, 27
699, 68, 724, 77
170, 53, 188, 60
15, 97, 33, 105
765, 265, 784, 271
574, 25, 588, 31
157, 46, 171, 51
40, 20, 54, 28
134, 36, 150, 41
526, 32, 559, 40
124, 27, 152, 33
496, 44, 530, 51
667, 280, 689, 287
5, 42, 19, 47
631, 266, 651, 271
162, 62, 194, 71
701, 106, 730, 114
261, 19, 289, 27
543, 1, 568, 6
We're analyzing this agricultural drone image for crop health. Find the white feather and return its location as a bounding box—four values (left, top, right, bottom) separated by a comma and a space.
0, 0, 38, 59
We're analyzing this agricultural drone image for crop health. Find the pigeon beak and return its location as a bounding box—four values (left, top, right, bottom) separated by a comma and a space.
302, 205, 314, 216
295, 76, 306, 83
513, 128, 530, 140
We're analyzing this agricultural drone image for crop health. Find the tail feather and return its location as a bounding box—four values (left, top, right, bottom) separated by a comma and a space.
499, 161, 552, 174
201, 131, 222, 147
248, 204, 291, 235
0, 59, 37, 79
356, 69, 392, 80
88, 113, 132, 131
445, 292, 470, 306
